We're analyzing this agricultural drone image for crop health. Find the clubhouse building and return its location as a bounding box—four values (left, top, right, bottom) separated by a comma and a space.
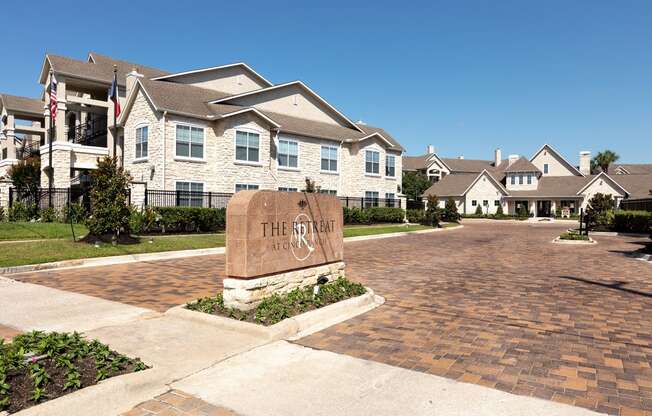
404, 145, 652, 216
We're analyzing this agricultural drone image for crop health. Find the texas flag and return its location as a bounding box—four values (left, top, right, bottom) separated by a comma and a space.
109, 71, 121, 118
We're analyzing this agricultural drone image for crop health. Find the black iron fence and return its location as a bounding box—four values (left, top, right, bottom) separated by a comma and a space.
68, 117, 108, 147
8, 187, 130, 212
621, 197, 652, 212
145, 190, 403, 210
145, 190, 233, 209
406, 199, 425, 210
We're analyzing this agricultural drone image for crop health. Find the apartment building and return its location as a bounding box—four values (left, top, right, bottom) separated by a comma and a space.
405, 144, 652, 216
0, 52, 404, 209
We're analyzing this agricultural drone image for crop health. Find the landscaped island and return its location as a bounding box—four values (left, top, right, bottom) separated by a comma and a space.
0, 331, 148, 414
186, 278, 366, 326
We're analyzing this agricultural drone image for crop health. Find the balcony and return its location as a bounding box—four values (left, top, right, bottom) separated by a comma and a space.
67, 117, 108, 148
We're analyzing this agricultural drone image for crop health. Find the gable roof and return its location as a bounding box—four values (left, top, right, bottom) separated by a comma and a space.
208, 81, 364, 132
150, 62, 272, 87
441, 158, 494, 173
422, 173, 479, 197
402, 154, 431, 171
462, 170, 509, 195
612, 174, 652, 198
0, 93, 44, 117
39, 53, 169, 86
576, 172, 629, 196
529, 144, 584, 176
611, 164, 652, 175
356, 124, 403, 151
504, 157, 541, 173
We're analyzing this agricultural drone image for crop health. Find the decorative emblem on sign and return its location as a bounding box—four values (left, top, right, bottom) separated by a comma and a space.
298, 199, 308, 210
291, 213, 316, 261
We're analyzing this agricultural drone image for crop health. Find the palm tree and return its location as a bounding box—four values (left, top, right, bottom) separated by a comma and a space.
591, 150, 619, 174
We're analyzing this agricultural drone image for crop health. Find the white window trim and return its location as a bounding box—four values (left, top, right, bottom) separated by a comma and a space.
175, 181, 206, 207
133, 121, 149, 162
277, 137, 300, 171
174, 122, 206, 162
385, 154, 396, 178
320, 144, 339, 175
365, 149, 381, 176
234, 183, 260, 192
233, 127, 263, 166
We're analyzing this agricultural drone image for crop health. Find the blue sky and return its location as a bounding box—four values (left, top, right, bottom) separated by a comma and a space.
1, 0, 651, 163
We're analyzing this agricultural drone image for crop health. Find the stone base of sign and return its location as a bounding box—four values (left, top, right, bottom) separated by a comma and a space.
223, 261, 346, 311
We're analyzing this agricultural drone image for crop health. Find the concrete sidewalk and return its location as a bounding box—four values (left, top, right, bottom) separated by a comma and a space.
174, 341, 601, 416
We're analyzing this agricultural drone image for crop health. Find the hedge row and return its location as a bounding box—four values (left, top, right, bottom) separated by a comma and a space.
612, 210, 652, 233
342, 207, 404, 225
130, 207, 227, 234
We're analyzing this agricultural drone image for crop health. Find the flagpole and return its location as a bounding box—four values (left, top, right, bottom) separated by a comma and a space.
112, 65, 118, 164
48, 69, 54, 209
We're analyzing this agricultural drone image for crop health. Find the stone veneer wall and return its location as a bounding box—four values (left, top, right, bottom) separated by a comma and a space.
40, 149, 71, 188
223, 261, 346, 311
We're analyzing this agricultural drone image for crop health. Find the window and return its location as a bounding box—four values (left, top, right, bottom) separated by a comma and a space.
527, 174, 532, 184
385, 155, 396, 177
543, 163, 549, 174
386, 192, 396, 207
135, 125, 148, 159
175, 125, 204, 159
472, 200, 477, 206
321, 145, 338, 172
510, 175, 515, 185
235, 130, 260, 162
278, 138, 298, 168
235, 183, 259, 192
494, 200, 500, 206
176, 182, 203, 207
319, 189, 337, 195
519, 175, 523, 185
483, 200, 489, 206
365, 150, 380, 175
365, 191, 379, 207
278, 187, 298, 192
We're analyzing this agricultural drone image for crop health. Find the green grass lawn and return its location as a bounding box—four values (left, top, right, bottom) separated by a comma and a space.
0, 234, 225, 268
0, 222, 460, 268
0, 222, 89, 241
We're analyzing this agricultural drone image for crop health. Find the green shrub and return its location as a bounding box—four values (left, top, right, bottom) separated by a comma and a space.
495, 204, 504, 217
86, 157, 132, 238
365, 207, 404, 223
0, 207, 4, 222
8, 202, 35, 222
612, 210, 652, 233
422, 195, 441, 227
585, 193, 615, 230
342, 207, 370, 225
559, 230, 590, 241
155, 207, 226, 233
442, 197, 461, 222
517, 203, 529, 218
39, 207, 57, 223
406, 209, 425, 224
63, 203, 87, 224
474, 204, 483, 215
129, 207, 158, 234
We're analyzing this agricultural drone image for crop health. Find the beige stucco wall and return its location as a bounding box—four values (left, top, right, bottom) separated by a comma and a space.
340, 138, 401, 198
505, 172, 539, 191
170, 67, 268, 95
227, 84, 348, 127
531, 148, 578, 177
463, 173, 506, 214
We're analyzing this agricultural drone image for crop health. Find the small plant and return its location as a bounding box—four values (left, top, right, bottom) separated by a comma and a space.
585, 193, 615, 230
0, 207, 5, 222
86, 157, 132, 240
495, 204, 504, 217
406, 209, 425, 224
8, 201, 37, 222
63, 202, 87, 224
474, 204, 483, 216
517, 203, 529, 218
39, 207, 58, 223
442, 197, 461, 222
422, 195, 441, 227
559, 230, 590, 241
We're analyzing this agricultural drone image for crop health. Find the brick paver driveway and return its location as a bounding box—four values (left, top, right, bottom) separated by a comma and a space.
299, 222, 652, 416
11, 222, 652, 415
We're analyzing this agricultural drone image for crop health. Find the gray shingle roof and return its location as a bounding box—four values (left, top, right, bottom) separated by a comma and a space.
356, 123, 403, 151
612, 164, 652, 175
504, 157, 541, 173
422, 173, 479, 197
0, 94, 44, 116
402, 154, 431, 171
441, 158, 494, 173
612, 174, 652, 198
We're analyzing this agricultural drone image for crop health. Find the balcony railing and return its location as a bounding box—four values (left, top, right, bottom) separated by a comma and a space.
16, 141, 41, 159
68, 117, 108, 147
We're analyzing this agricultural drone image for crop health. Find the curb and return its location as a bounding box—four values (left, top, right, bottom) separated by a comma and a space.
551, 236, 597, 245
343, 224, 463, 242
12, 368, 168, 416
165, 288, 384, 342
1, 226, 463, 275
589, 231, 650, 238
0, 247, 226, 275
630, 252, 652, 263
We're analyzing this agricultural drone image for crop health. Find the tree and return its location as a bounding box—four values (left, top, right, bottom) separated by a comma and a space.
591, 150, 619, 174
495, 204, 504, 217
442, 197, 461, 222
85, 157, 132, 241
422, 195, 441, 227
517, 203, 529, 218
474, 204, 483, 215
402, 172, 431, 201
8, 156, 41, 218
585, 193, 615, 230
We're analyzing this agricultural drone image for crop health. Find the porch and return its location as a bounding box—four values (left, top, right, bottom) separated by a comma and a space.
505, 197, 582, 218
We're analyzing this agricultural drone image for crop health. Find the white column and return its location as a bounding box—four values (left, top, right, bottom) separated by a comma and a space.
5, 114, 16, 159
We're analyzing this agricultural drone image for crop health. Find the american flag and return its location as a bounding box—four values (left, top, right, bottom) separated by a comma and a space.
109, 71, 121, 118
49, 75, 58, 121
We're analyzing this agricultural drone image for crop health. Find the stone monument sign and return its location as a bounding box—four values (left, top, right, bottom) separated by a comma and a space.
223, 190, 345, 310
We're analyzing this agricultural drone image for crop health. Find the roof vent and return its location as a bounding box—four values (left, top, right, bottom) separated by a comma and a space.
426, 144, 435, 154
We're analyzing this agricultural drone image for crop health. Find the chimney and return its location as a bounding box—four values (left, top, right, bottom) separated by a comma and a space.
458, 155, 464, 160
579, 151, 591, 175
126, 67, 144, 97
508, 154, 519, 166
494, 148, 502, 167
426, 144, 435, 154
